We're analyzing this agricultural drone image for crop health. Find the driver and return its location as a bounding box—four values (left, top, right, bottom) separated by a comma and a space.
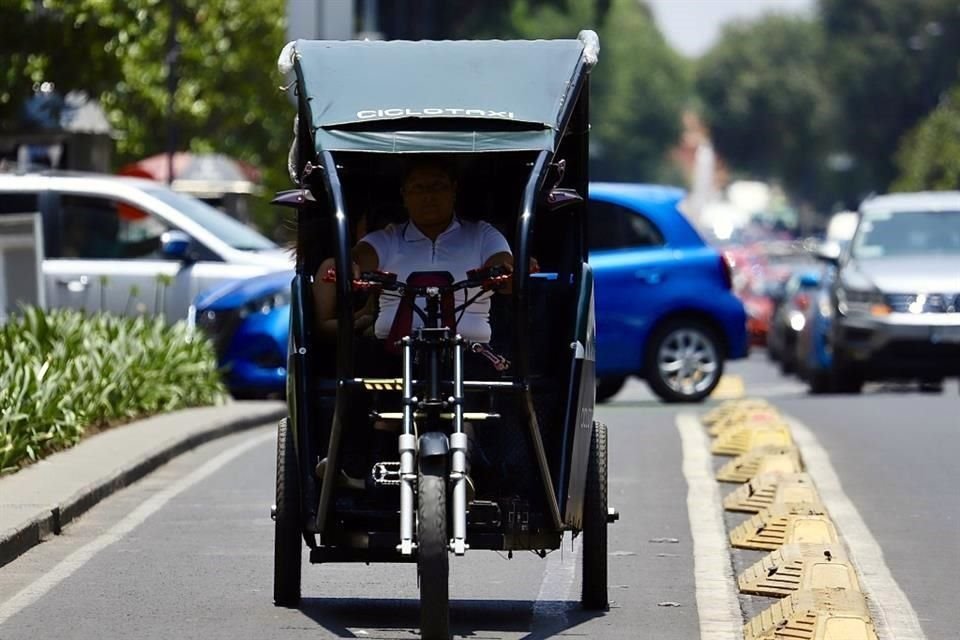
314, 160, 513, 345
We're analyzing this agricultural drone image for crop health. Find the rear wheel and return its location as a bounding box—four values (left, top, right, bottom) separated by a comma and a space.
596, 377, 626, 403
418, 456, 450, 640
645, 321, 724, 403
581, 421, 609, 610
273, 418, 302, 607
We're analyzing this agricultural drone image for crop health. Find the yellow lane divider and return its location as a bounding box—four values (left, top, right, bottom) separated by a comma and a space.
711, 422, 795, 457
723, 472, 819, 513
697, 397, 879, 640
709, 374, 746, 401
738, 544, 860, 597
716, 445, 803, 484
743, 590, 879, 640
729, 504, 837, 551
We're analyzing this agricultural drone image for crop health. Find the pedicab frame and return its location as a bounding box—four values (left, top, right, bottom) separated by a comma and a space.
272, 32, 615, 635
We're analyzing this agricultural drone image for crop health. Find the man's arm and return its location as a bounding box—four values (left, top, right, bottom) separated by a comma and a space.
313, 241, 381, 338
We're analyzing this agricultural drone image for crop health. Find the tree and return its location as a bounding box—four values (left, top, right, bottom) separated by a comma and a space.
695, 15, 834, 205
1, 0, 293, 231
494, 0, 690, 182
820, 0, 960, 191
892, 86, 960, 191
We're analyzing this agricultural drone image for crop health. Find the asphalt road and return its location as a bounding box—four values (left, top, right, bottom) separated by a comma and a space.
0, 353, 957, 638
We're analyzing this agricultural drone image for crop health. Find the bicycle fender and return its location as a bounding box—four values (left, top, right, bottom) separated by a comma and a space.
418, 432, 450, 458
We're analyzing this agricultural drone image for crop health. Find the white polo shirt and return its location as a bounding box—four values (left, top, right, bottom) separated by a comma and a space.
359, 218, 511, 343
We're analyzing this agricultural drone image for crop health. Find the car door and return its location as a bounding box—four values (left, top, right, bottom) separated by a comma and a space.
47, 192, 190, 317
588, 198, 672, 374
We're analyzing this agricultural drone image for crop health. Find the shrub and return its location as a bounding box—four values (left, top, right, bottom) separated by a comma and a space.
0, 307, 227, 473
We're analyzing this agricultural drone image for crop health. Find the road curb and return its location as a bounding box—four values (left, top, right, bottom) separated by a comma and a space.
0, 404, 286, 568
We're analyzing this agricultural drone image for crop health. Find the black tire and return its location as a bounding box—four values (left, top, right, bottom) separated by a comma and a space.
273, 418, 302, 607
830, 350, 864, 394
418, 456, 450, 640
596, 377, 626, 403
807, 369, 833, 395
919, 379, 944, 393
581, 421, 609, 611
645, 321, 724, 403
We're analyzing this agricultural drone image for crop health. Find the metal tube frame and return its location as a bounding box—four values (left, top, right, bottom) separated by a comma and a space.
314, 151, 354, 533
513, 150, 564, 530
450, 337, 468, 555
398, 337, 417, 555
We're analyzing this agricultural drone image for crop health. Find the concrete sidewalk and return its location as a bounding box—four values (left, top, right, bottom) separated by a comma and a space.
0, 401, 286, 568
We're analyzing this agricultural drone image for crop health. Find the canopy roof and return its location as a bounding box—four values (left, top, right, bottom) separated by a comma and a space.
291, 38, 592, 154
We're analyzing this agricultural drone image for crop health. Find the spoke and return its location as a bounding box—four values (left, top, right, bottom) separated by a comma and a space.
699, 362, 718, 374
660, 360, 683, 373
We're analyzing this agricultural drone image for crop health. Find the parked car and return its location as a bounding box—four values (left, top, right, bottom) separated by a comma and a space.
190, 270, 292, 398
199, 183, 749, 402
767, 268, 822, 374
824, 192, 960, 392
795, 263, 838, 393
795, 211, 858, 393
0, 171, 290, 320
589, 183, 748, 403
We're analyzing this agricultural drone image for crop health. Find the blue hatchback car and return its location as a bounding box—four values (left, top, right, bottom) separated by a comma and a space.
191, 270, 292, 399
197, 183, 747, 402
589, 183, 747, 402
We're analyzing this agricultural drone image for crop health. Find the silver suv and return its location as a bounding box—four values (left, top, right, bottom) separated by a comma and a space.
828, 191, 960, 391
0, 171, 290, 319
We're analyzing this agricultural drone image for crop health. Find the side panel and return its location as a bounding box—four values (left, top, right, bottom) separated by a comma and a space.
287, 272, 319, 528
561, 266, 596, 528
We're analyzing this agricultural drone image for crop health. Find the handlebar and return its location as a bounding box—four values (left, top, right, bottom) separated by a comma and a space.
323, 265, 512, 295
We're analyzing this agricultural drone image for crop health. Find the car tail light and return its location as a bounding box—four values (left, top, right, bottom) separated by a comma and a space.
795, 293, 810, 311
719, 253, 734, 290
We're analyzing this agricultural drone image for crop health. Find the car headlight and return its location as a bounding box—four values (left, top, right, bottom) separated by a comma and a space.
789, 310, 806, 332
239, 289, 291, 318
836, 287, 890, 317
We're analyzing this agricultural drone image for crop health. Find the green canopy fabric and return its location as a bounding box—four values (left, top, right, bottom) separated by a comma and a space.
292, 39, 588, 153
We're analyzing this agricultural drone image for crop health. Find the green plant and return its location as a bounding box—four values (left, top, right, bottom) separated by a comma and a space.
0, 307, 227, 474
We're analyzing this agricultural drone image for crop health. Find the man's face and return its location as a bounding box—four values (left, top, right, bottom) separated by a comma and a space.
402, 166, 456, 229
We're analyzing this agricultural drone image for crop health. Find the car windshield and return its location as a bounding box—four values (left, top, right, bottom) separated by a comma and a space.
144, 188, 277, 251
852, 210, 960, 258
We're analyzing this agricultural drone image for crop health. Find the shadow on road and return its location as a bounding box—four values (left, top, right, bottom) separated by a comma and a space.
299, 597, 605, 638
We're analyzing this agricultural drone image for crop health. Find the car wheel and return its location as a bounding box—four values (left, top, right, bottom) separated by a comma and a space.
919, 378, 944, 393
596, 377, 626, 403
645, 321, 724, 403
830, 350, 863, 394
807, 369, 833, 394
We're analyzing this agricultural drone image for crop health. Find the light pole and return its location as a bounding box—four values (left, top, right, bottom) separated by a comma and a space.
165, 0, 180, 186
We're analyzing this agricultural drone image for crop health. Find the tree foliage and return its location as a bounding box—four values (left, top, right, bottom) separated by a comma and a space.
820, 0, 960, 190
696, 15, 833, 203
893, 86, 960, 191
478, 0, 690, 182
1, 0, 293, 228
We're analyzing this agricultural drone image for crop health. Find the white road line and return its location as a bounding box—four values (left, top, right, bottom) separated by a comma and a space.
531, 535, 578, 619
786, 416, 928, 640
0, 429, 275, 627
676, 414, 743, 640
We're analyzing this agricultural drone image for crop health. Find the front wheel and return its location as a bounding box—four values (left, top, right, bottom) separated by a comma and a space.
273, 418, 302, 607
418, 456, 450, 640
645, 321, 724, 403
581, 421, 609, 610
